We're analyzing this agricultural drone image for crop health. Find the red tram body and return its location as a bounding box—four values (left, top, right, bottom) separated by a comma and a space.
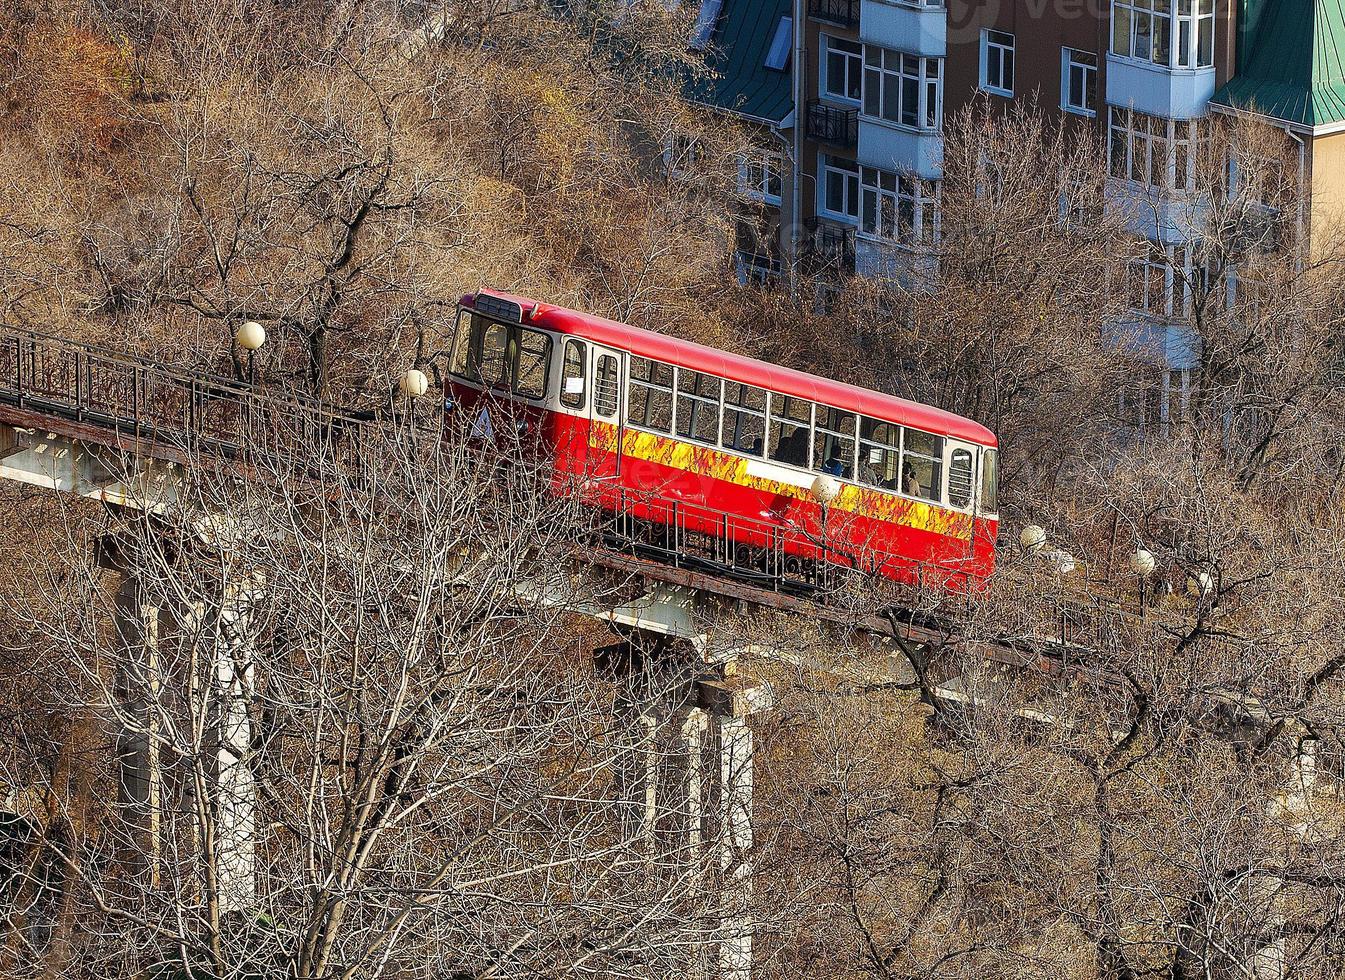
446, 290, 999, 590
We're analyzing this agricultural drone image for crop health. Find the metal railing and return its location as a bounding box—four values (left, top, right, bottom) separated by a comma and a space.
0, 326, 375, 473
802, 217, 857, 275
806, 100, 859, 147
808, 0, 859, 28
0, 325, 1203, 667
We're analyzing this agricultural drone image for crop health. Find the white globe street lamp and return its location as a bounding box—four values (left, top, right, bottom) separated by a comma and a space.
235, 321, 266, 385
1130, 548, 1156, 578
235, 321, 266, 351
809, 473, 841, 505
1019, 524, 1047, 553
1188, 570, 1215, 597
399, 368, 430, 399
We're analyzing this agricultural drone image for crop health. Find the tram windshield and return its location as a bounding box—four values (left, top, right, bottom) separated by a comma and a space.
450, 311, 553, 400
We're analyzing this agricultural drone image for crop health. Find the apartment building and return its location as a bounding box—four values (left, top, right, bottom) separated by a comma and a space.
683, 0, 796, 284
689, 0, 1345, 428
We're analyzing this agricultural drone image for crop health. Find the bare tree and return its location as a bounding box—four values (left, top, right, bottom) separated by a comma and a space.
2, 415, 741, 979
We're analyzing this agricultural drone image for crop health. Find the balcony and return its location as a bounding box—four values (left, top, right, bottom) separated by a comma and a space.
806, 101, 859, 148
857, 117, 942, 180
1105, 55, 1215, 120
859, 0, 945, 58
802, 217, 856, 276
808, 0, 859, 28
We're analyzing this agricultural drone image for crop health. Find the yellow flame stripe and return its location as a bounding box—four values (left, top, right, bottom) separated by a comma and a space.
589, 423, 973, 541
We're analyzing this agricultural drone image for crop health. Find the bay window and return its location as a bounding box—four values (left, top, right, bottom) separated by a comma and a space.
860, 168, 939, 246
1112, 0, 1215, 70
1126, 242, 1207, 320
1108, 108, 1200, 193
862, 46, 942, 131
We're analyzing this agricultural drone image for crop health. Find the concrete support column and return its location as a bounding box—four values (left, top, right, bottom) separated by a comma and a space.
104, 535, 261, 914
716, 712, 754, 980
210, 579, 261, 913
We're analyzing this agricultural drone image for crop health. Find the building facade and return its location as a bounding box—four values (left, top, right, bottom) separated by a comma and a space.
690, 0, 1345, 428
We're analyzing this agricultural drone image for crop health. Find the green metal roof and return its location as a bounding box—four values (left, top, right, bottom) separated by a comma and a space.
684, 0, 794, 125
1212, 0, 1345, 127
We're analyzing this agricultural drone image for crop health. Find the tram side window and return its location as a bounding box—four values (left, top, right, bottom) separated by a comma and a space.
768, 395, 812, 467
560, 340, 586, 410
594, 355, 620, 417
902, 428, 944, 502
676, 369, 721, 445
723, 382, 766, 456
813, 406, 856, 479
514, 328, 553, 400
980, 448, 999, 512
858, 418, 901, 490
947, 448, 974, 508
628, 356, 674, 433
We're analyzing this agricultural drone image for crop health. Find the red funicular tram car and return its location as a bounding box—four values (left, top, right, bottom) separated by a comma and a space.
446, 290, 999, 590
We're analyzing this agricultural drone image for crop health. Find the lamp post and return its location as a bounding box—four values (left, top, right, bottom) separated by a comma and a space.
810, 474, 840, 586
235, 321, 266, 385
399, 368, 429, 427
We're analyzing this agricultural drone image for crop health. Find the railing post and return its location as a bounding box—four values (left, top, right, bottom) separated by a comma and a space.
74, 350, 83, 420
13, 336, 22, 406
132, 367, 141, 441
671, 501, 680, 567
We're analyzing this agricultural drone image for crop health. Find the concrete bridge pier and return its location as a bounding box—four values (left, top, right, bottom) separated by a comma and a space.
597, 631, 771, 980
101, 535, 261, 914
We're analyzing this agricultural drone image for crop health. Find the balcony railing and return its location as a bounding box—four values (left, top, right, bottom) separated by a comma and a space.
802, 217, 856, 276
808, 0, 859, 28
806, 100, 859, 148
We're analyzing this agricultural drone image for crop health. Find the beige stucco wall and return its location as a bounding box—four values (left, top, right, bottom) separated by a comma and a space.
1308, 129, 1345, 256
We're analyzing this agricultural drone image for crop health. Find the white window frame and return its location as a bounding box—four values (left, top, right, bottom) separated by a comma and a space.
1125, 241, 1204, 321
737, 150, 784, 205
1061, 48, 1097, 117
822, 34, 864, 104
1111, 0, 1215, 70
820, 155, 860, 222
661, 134, 703, 181
1108, 107, 1199, 194
858, 167, 939, 247
980, 29, 1014, 97
862, 45, 942, 132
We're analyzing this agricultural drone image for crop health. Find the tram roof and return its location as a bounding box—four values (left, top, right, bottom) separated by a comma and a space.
464, 290, 998, 447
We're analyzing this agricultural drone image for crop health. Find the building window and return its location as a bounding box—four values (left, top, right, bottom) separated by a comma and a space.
823, 35, 863, 103
821, 156, 860, 220
859, 167, 939, 246
737, 151, 783, 204
862, 46, 942, 130
734, 251, 782, 286
980, 30, 1015, 96
764, 16, 792, 71
1112, 0, 1215, 70
1062, 48, 1097, 116
661, 134, 703, 181
1126, 241, 1206, 320
1108, 108, 1199, 193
